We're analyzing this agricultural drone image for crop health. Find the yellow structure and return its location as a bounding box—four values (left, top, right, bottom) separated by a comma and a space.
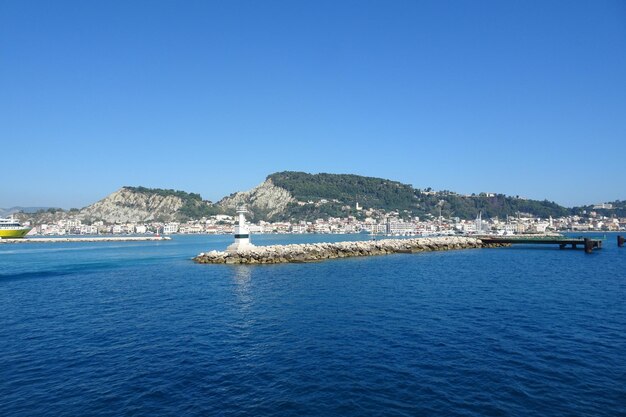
0, 217, 32, 238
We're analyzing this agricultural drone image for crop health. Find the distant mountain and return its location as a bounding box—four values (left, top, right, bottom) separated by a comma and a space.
0, 207, 52, 217
15, 172, 614, 225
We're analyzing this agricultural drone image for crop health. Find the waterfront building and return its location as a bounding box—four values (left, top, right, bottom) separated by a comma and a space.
387, 220, 417, 235
248, 224, 263, 234
163, 223, 179, 234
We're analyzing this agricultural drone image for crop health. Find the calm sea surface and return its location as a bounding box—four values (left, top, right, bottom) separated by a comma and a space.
1, 233, 624, 416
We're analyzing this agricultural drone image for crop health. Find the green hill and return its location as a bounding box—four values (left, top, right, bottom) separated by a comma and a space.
572, 200, 626, 217
421, 193, 570, 220
268, 171, 418, 210
266, 171, 571, 221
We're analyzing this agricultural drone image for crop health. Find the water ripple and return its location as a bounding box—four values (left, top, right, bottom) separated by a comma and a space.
1, 235, 625, 416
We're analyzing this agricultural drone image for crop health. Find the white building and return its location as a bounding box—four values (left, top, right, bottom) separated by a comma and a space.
163, 223, 179, 234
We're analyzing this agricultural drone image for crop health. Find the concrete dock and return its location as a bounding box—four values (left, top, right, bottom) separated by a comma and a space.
478, 236, 603, 254
0, 236, 172, 244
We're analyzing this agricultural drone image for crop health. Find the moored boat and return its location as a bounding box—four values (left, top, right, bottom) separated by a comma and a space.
0, 217, 32, 238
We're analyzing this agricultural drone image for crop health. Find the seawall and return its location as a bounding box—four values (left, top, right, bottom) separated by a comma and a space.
193, 236, 505, 264
0, 236, 171, 244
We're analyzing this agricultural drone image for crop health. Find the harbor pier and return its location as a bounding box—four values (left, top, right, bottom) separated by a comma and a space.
479, 236, 603, 254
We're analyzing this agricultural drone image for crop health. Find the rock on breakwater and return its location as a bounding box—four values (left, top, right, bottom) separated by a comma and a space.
194, 236, 501, 264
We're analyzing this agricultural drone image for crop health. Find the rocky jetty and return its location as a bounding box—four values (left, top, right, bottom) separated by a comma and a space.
194, 236, 504, 264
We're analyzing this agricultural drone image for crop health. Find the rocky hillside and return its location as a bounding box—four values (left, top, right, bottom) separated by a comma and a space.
217, 171, 424, 221
78, 187, 219, 223
217, 179, 295, 220
15, 208, 70, 225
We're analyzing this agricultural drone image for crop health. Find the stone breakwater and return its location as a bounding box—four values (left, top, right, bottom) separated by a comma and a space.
194, 236, 505, 264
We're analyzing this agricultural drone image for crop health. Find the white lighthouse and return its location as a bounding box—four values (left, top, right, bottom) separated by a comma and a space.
226, 205, 254, 253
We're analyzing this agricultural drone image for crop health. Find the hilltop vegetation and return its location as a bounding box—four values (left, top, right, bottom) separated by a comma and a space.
178, 201, 222, 220
418, 193, 570, 220
268, 171, 419, 210
573, 200, 626, 218
124, 186, 204, 201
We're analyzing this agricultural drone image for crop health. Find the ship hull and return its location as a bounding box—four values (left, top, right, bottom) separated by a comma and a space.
0, 228, 31, 238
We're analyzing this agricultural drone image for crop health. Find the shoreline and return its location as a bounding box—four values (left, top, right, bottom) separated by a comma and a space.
193, 236, 506, 265
0, 236, 171, 244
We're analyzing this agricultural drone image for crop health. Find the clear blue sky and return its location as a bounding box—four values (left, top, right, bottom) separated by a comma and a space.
2, 0, 625, 209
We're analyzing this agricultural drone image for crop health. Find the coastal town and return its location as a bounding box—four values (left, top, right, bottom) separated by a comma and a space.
20, 205, 626, 237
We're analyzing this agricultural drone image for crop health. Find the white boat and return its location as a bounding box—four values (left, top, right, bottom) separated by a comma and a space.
0, 217, 32, 239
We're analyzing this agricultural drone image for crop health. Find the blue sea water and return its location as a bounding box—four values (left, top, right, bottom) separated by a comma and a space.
1, 234, 625, 416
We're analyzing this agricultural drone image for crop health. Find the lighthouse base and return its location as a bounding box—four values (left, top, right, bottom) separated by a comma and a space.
226, 238, 254, 253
